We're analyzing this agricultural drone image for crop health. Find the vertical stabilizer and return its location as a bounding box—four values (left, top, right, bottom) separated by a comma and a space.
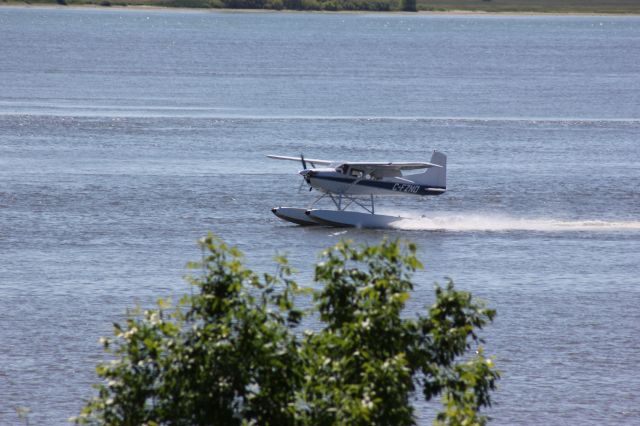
416, 150, 446, 188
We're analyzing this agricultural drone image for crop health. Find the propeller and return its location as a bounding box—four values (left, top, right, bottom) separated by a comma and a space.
298, 153, 306, 192
298, 154, 313, 193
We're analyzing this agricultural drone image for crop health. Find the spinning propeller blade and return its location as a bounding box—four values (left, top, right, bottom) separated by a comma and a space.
298, 153, 306, 192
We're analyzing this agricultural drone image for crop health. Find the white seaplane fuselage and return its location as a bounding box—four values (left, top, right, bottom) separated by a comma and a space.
301, 168, 445, 197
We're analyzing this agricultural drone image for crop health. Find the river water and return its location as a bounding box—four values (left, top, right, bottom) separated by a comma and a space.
1, 6, 639, 424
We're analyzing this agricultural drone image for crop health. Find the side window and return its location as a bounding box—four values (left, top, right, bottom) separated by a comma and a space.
351, 168, 364, 178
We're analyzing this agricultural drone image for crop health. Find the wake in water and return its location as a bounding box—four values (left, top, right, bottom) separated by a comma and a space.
386, 213, 640, 232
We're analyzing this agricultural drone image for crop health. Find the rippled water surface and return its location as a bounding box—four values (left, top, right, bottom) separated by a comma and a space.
1, 7, 639, 425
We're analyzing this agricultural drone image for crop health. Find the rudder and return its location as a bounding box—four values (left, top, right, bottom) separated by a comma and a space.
416, 150, 446, 189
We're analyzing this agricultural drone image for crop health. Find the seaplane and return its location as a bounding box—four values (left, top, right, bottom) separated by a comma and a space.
268, 150, 446, 229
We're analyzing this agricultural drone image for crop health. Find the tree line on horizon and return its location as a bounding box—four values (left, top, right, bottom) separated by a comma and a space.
29, 0, 418, 12
11, 0, 640, 13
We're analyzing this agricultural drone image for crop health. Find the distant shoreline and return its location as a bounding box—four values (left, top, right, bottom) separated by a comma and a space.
2, 1, 640, 15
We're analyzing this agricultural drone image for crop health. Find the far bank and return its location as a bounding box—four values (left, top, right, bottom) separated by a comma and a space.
2, 0, 640, 14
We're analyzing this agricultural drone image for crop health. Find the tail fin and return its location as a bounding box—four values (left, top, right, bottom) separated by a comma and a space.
416, 150, 446, 189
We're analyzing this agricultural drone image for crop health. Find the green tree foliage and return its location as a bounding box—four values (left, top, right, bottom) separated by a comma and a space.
402, 0, 416, 11
209, 0, 397, 11
75, 235, 498, 426
222, 0, 267, 8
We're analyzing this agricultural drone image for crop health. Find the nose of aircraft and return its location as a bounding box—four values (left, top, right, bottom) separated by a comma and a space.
298, 169, 315, 184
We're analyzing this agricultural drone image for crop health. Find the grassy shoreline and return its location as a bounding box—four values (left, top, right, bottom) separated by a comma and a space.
2, 0, 640, 14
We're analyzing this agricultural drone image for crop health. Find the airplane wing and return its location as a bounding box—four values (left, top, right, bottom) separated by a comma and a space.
339, 161, 442, 170
267, 156, 441, 170
267, 155, 334, 165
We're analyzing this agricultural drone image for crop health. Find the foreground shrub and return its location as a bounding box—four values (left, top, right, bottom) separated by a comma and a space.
75, 235, 498, 425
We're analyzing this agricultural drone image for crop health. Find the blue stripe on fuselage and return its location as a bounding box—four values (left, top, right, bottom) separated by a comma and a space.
312, 175, 445, 196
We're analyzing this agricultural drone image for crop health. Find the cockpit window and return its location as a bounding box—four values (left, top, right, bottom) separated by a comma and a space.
335, 166, 376, 179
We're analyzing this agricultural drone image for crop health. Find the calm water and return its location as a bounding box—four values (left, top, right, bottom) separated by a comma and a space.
1, 7, 639, 425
